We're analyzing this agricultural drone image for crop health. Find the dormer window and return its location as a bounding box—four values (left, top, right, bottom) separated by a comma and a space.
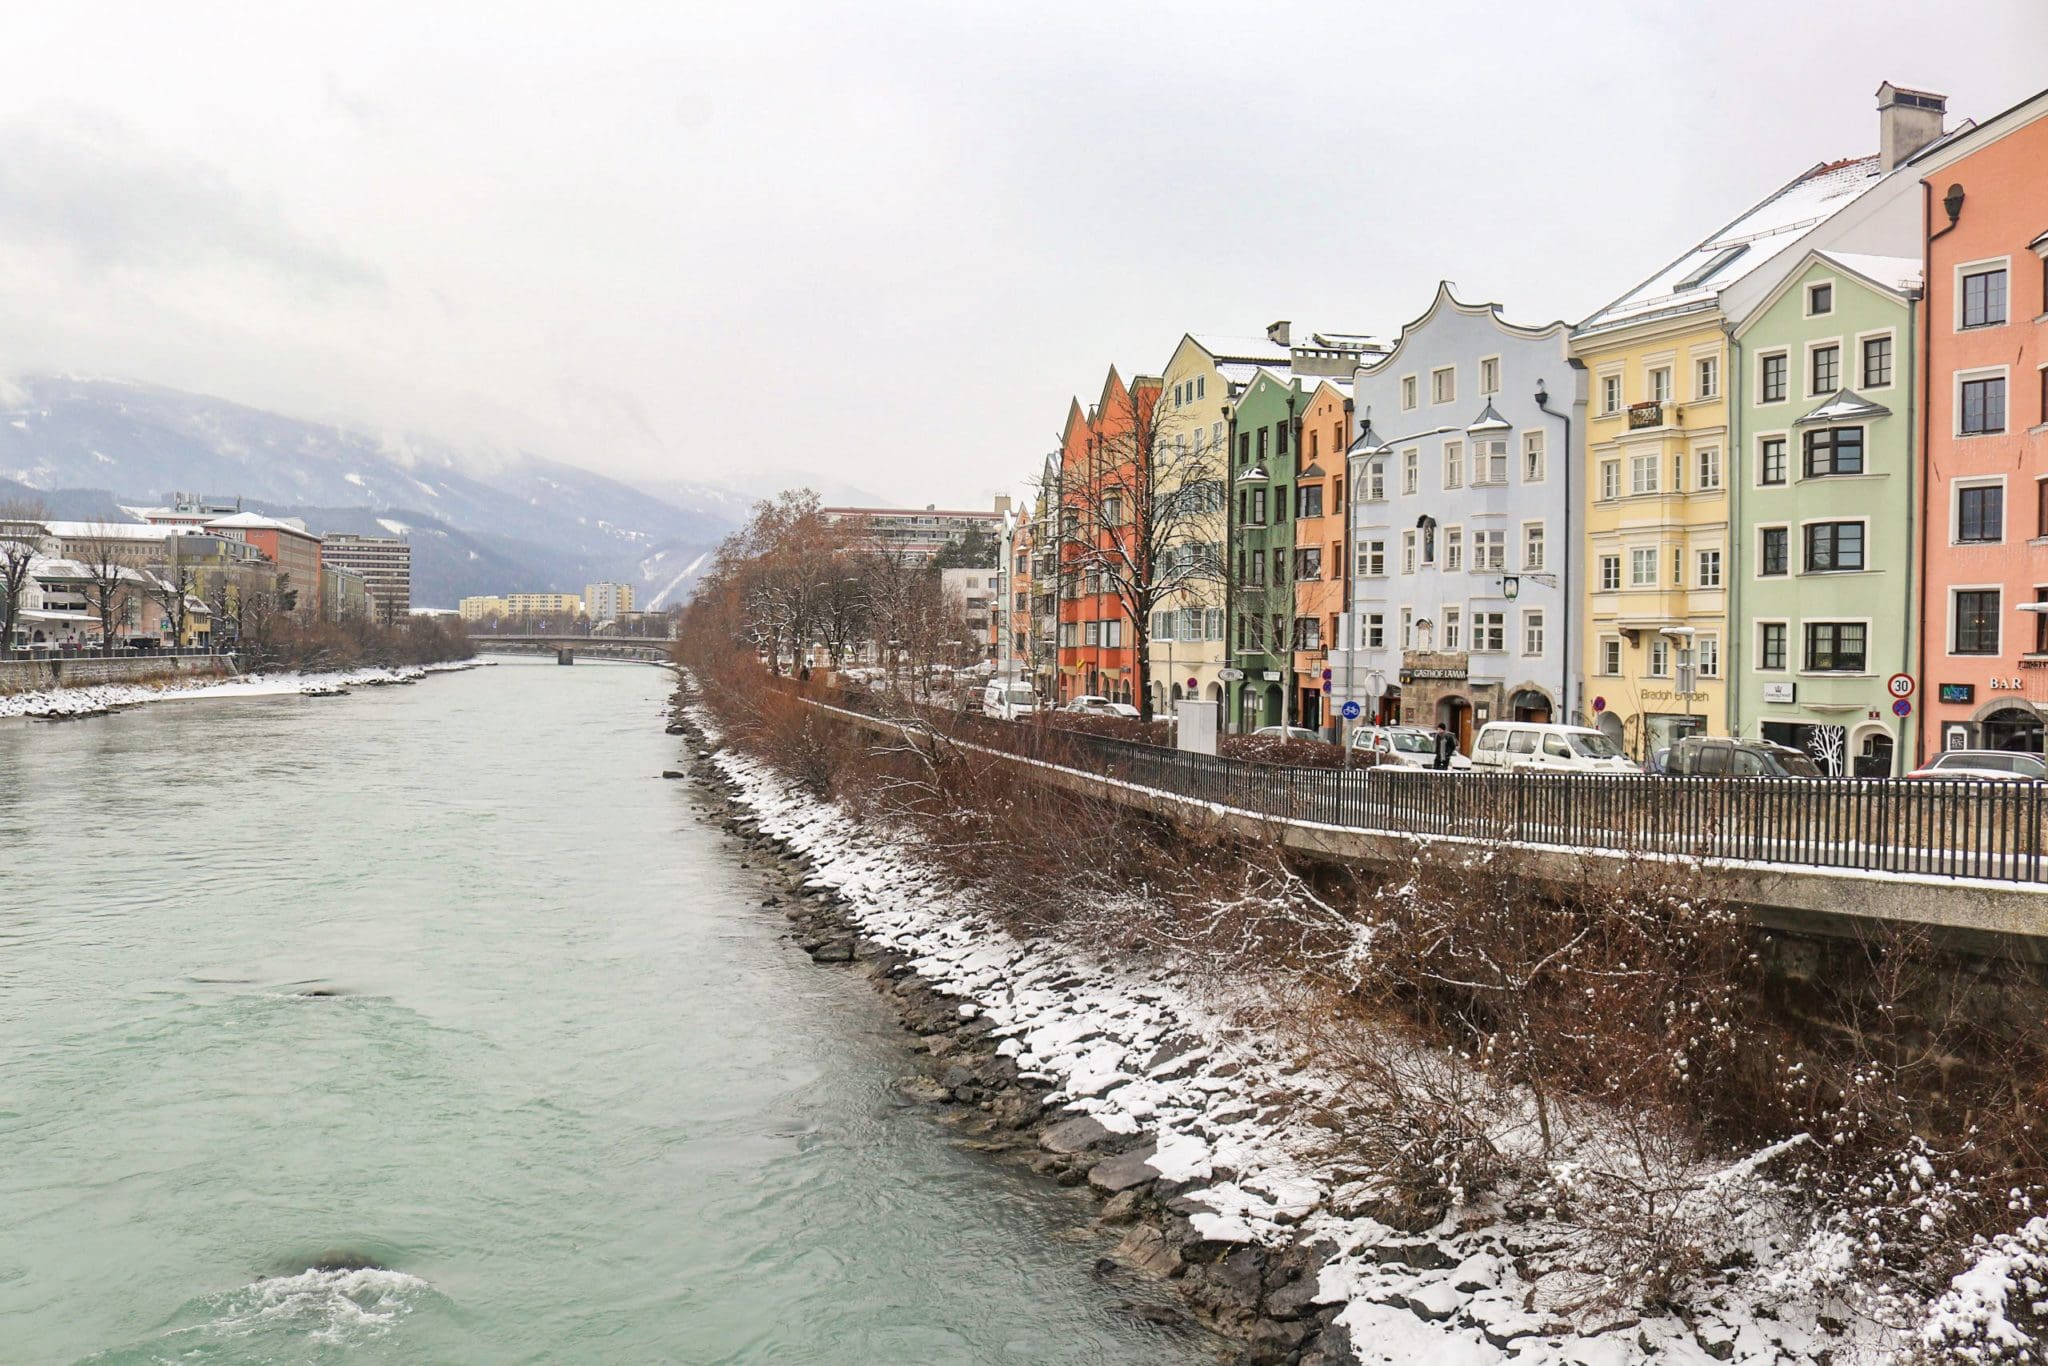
1675, 243, 1749, 291
1807, 282, 1833, 316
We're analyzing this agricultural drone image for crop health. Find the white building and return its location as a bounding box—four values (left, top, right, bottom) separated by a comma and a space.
582, 581, 634, 625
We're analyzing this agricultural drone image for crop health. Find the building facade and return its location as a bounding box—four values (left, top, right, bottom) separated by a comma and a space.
1228, 370, 1302, 730
1055, 372, 1148, 704
459, 595, 507, 622
502, 592, 582, 621
322, 535, 413, 623
1339, 284, 1582, 751
821, 500, 1009, 564
583, 581, 635, 624
1913, 90, 2048, 757
1290, 379, 1352, 735
205, 513, 324, 619
1729, 250, 1924, 775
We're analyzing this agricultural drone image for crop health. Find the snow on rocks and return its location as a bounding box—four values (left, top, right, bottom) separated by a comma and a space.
0, 660, 480, 721
695, 708, 1908, 1366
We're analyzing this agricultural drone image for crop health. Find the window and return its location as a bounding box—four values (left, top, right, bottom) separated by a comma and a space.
1630, 547, 1657, 586
1804, 521, 1865, 572
1401, 530, 1416, 575
1695, 355, 1720, 400
1084, 621, 1100, 645
1760, 623, 1787, 670
1649, 637, 1670, 676
1257, 427, 1269, 463
1600, 459, 1621, 500
1400, 607, 1413, 648
1522, 610, 1544, 656
1443, 441, 1464, 489
1401, 376, 1418, 411
1761, 353, 1788, 403
1862, 335, 1893, 388
1102, 495, 1124, 525
1673, 452, 1685, 492
1811, 344, 1839, 395
1364, 612, 1385, 649
1432, 366, 1456, 404
1476, 440, 1508, 485
1804, 622, 1866, 673
1238, 432, 1251, 465
1600, 637, 1622, 675
1474, 530, 1504, 571
1296, 484, 1323, 519
1294, 546, 1322, 579
1629, 452, 1659, 494
1602, 374, 1622, 414
1598, 554, 1620, 592
1473, 612, 1504, 652
1523, 523, 1545, 571
1196, 376, 1205, 400
2039, 478, 2048, 540
1807, 282, 1833, 316
1272, 547, 1289, 582
1444, 526, 1464, 572
1294, 617, 1321, 650
1522, 431, 1545, 482
1402, 450, 1419, 495
1359, 539, 1386, 577
1649, 367, 1672, 403
1366, 460, 1386, 500
1696, 446, 1722, 490
1760, 527, 1789, 576
1251, 489, 1267, 524
1697, 635, 1720, 678
2037, 589, 2048, 656
1673, 546, 1684, 586
1697, 548, 1722, 587
1954, 589, 2001, 655
1760, 437, 1787, 486
1443, 606, 1462, 650
1957, 483, 2004, 544
1803, 427, 1864, 476
1960, 375, 2006, 435
1101, 620, 1123, 648
1962, 266, 2008, 328
1479, 357, 1500, 394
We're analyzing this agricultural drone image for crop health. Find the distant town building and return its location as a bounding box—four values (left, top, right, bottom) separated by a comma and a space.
608, 609, 676, 638
133, 493, 244, 527
941, 568, 998, 658
583, 581, 634, 624
458, 595, 507, 622
204, 512, 324, 619
321, 563, 372, 622
502, 592, 583, 621
321, 535, 412, 623
822, 497, 1010, 564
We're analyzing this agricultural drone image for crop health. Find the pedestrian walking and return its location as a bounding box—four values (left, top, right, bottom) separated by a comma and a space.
1432, 722, 1456, 771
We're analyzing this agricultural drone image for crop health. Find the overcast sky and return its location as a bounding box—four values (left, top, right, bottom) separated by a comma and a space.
0, 2, 2042, 510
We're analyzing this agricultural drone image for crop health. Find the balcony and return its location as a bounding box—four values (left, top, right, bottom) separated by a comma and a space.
1627, 401, 1665, 431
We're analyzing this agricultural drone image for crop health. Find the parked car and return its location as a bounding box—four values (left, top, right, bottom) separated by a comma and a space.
1663, 736, 1823, 778
1349, 724, 1472, 771
1062, 695, 1126, 716
1251, 725, 1324, 744
1470, 721, 1637, 774
1906, 750, 2048, 782
982, 680, 1039, 721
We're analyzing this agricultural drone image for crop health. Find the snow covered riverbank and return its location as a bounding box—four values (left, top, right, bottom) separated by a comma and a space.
0, 659, 484, 721
690, 709, 1970, 1366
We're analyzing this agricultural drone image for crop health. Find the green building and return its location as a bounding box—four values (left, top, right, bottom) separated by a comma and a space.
1729, 250, 1922, 775
1227, 369, 1303, 730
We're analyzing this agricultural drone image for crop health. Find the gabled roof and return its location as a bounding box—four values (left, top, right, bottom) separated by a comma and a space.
1362, 282, 1569, 377
1796, 389, 1893, 427
1574, 156, 1885, 339
1731, 246, 1922, 337
1190, 333, 1291, 365
1815, 250, 1923, 295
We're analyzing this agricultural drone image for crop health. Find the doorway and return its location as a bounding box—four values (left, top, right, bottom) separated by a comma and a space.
1436, 696, 1473, 754
1510, 688, 1553, 723
1983, 706, 2044, 754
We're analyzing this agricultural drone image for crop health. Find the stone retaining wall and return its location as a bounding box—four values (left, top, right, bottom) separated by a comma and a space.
0, 654, 234, 696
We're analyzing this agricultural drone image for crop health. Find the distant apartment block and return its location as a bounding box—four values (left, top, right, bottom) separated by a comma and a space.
502, 592, 583, 620
322, 535, 413, 622
583, 581, 634, 624
822, 497, 1010, 563
459, 595, 506, 622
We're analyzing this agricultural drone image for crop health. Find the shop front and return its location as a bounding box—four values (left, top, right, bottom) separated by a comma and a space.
1398, 653, 1502, 755
1926, 672, 2048, 757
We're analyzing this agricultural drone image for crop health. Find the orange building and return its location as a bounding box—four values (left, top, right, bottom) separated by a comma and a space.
205, 513, 324, 619
1914, 89, 2048, 757
1056, 368, 1153, 704
1291, 379, 1353, 735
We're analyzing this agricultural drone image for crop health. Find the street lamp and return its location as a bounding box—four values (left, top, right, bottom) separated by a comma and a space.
1660, 625, 1698, 744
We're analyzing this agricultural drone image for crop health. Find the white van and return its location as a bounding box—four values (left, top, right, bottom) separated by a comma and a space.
982, 679, 1038, 721
1350, 725, 1472, 771
1470, 721, 1636, 774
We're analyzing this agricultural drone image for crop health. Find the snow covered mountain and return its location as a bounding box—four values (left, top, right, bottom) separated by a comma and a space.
0, 376, 740, 608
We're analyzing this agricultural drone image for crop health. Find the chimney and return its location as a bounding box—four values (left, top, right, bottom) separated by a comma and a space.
992, 494, 1011, 516
1877, 81, 1947, 172
1266, 319, 1291, 346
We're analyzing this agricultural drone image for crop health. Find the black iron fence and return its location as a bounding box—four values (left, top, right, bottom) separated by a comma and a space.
788, 679, 2047, 885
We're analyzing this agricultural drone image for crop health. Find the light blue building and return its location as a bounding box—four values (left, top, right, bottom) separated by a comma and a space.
1334, 284, 1586, 751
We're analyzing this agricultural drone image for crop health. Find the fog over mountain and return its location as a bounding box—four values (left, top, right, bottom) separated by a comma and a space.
0, 376, 747, 608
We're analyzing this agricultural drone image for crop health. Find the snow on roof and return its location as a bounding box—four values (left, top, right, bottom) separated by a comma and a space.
1215, 360, 1290, 393
1815, 250, 1923, 294
1191, 333, 1291, 364
1465, 401, 1512, 434
43, 520, 176, 540
1795, 389, 1894, 426
1576, 156, 1884, 337
205, 512, 314, 535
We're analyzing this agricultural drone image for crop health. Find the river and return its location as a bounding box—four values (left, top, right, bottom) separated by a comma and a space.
0, 658, 1208, 1364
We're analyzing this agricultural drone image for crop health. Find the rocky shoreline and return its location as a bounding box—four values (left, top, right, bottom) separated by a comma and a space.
664, 688, 1355, 1366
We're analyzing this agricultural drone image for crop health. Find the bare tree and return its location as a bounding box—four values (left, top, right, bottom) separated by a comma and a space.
1044, 377, 1223, 721
148, 561, 199, 649
0, 498, 47, 658
77, 525, 143, 656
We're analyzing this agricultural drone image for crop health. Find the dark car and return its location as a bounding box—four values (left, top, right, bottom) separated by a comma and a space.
1664, 736, 1823, 778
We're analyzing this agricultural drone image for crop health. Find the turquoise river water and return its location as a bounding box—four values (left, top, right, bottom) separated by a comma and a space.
0, 658, 1209, 1364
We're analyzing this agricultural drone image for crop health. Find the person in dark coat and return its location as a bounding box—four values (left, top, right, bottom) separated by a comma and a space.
1432, 723, 1456, 770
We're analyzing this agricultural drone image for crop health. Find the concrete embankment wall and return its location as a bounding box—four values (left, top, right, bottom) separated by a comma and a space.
0, 655, 234, 696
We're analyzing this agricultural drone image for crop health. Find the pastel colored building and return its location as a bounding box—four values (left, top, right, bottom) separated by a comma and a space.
459, 595, 507, 622
1056, 370, 1151, 704
1338, 284, 1583, 750
1911, 88, 2048, 757
206, 512, 324, 620
583, 581, 635, 625
1290, 379, 1352, 735
1227, 369, 1302, 730
1728, 250, 1924, 775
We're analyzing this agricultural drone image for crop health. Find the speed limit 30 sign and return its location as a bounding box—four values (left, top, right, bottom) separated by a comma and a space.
1887, 673, 1916, 700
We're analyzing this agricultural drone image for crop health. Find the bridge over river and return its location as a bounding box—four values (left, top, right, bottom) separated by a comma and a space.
473, 635, 674, 664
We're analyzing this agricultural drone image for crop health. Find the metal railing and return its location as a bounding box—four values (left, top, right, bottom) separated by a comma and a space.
792, 678, 2047, 885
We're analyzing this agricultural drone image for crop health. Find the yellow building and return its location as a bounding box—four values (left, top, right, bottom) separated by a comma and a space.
458, 595, 507, 622
582, 582, 634, 624
1571, 154, 1884, 760
503, 592, 583, 619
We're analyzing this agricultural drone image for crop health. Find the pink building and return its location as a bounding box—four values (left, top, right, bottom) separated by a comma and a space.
1915, 89, 2048, 758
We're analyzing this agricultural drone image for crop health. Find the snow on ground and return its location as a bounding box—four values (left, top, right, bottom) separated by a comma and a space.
0, 660, 481, 720
698, 720, 1916, 1365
